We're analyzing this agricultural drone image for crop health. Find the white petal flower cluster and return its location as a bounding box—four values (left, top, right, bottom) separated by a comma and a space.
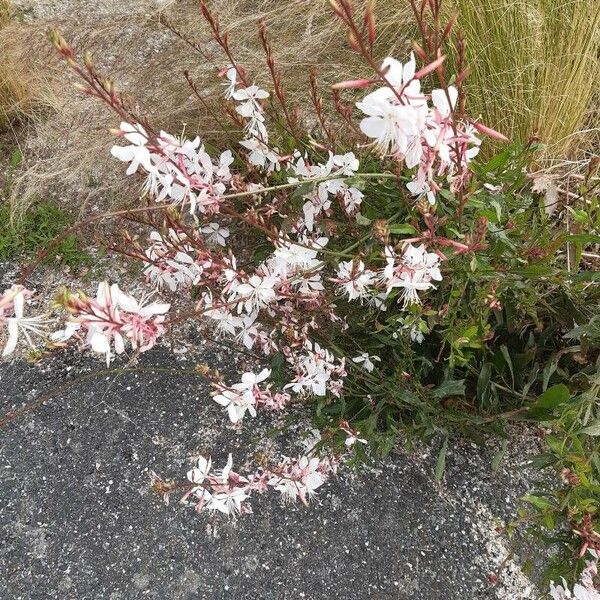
355, 53, 481, 204
335, 259, 377, 302
182, 452, 334, 516
285, 341, 346, 397
144, 230, 204, 292
51, 282, 169, 365
111, 123, 234, 214
381, 243, 443, 308
288, 151, 364, 231
212, 368, 271, 423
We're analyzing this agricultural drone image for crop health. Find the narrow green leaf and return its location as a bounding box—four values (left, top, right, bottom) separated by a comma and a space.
433, 379, 466, 398
389, 223, 417, 235
491, 439, 508, 474
580, 419, 600, 436
435, 437, 449, 483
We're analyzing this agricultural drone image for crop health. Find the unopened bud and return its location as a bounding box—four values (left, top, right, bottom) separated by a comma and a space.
347, 30, 361, 52
328, 0, 345, 18
364, 0, 376, 47
472, 121, 509, 142
416, 198, 433, 216
83, 51, 94, 69
443, 14, 458, 39
195, 363, 210, 376
412, 41, 428, 62
414, 55, 446, 80
371, 219, 389, 243
331, 78, 373, 90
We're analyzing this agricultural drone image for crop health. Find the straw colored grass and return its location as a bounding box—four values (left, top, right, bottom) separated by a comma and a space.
447, 0, 600, 162
0, 0, 32, 129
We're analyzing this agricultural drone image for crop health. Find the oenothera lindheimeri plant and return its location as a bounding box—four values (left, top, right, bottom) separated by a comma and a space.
2, 1, 600, 589
2, 0, 503, 509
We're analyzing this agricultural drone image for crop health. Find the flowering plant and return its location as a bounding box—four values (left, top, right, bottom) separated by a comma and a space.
2, 0, 600, 591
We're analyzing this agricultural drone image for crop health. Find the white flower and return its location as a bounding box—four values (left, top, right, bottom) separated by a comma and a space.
234, 275, 277, 314
111, 122, 153, 175
333, 152, 359, 175
223, 66, 237, 99
111, 144, 154, 176
239, 138, 280, 172
201, 222, 230, 247
381, 244, 442, 307
238, 368, 271, 388
212, 388, 256, 423
345, 433, 368, 447
269, 237, 325, 278
431, 86, 458, 118
114, 289, 170, 319
212, 369, 270, 423
187, 456, 212, 485
1, 286, 48, 356
409, 325, 425, 344
208, 488, 250, 516
407, 179, 436, 205
335, 260, 376, 302
205, 302, 241, 337
351, 352, 381, 373
232, 85, 269, 112
119, 121, 148, 145
268, 456, 327, 505
356, 87, 420, 155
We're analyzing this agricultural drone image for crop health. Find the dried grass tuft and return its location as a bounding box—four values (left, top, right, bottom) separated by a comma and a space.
0, 0, 45, 131
446, 0, 600, 163
6, 0, 600, 216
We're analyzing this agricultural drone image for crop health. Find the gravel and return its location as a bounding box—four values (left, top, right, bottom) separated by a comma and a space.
0, 343, 542, 599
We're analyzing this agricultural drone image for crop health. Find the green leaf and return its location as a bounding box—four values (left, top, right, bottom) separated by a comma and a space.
435, 437, 448, 483
533, 384, 570, 410
9, 148, 23, 168
510, 265, 557, 278
528, 453, 558, 469
523, 494, 554, 510
477, 362, 492, 405
491, 439, 508, 474
500, 345, 515, 388
432, 379, 466, 398
580, 419, 600, 436
389, 223, 417, 235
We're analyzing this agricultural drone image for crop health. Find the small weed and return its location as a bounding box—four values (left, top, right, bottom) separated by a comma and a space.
0, 199, 92, 271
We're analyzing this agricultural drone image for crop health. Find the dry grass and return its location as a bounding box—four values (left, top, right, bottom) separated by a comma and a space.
0, 0, 34, 130
447, 0, 600, 162
4, 0, 599, 215
8, 0, 412, 215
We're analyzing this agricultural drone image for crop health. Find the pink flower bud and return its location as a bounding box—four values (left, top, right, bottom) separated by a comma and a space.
414, 55, 446, 80
471, 121, 509, 142
331, 78, 373, 90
